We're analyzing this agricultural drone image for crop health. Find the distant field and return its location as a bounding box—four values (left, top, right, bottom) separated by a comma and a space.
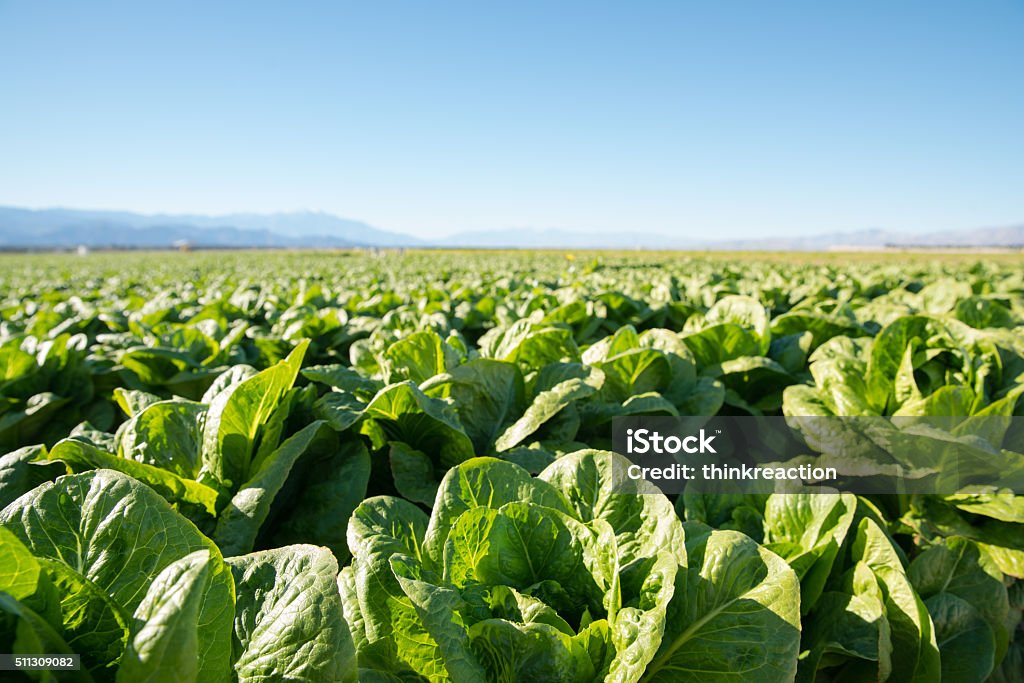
1, 245, 1021, 271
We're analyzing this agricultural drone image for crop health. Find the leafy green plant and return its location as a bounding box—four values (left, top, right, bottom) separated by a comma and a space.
0, 469, 357, 682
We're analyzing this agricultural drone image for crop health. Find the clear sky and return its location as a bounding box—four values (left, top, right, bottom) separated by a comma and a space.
1, 1, 1022, 239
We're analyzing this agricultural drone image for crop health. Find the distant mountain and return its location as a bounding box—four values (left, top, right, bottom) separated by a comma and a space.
895, 224, 1024, 248
695, 225, 1024, 251
440, 224, 1024, 250
1, 205, 1020, 250
0, 206, 420, 248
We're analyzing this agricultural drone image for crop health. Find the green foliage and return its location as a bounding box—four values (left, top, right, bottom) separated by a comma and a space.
1, 250, 1022, 680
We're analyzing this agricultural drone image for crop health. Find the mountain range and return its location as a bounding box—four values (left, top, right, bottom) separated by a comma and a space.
0, 207, 415, 249
1, 206, 1021, 251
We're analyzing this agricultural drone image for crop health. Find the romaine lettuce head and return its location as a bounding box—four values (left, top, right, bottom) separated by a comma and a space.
343, 450, 683, 682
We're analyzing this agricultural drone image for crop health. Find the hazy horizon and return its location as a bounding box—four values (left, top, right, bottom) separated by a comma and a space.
3, 203, 1022, 244
2, 1, 1022, 240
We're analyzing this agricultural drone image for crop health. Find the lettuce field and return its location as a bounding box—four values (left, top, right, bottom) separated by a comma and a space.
1, 249, 1022, 683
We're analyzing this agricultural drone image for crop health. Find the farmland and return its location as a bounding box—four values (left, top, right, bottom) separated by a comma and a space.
1, 249, 1022, 682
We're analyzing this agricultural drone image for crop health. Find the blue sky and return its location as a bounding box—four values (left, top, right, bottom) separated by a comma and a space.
1, 1, 1022, 239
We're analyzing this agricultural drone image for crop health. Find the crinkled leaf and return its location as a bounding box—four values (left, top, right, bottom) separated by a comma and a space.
227, 545, 357, 683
